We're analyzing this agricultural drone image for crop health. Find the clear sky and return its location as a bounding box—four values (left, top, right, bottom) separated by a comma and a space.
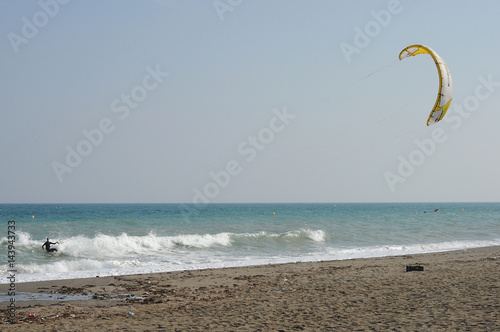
1, 0, 500, 203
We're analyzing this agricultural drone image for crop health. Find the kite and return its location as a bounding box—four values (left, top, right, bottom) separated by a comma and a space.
399, 45, 453, 126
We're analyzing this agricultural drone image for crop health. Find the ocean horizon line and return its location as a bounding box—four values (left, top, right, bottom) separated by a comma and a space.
1, 201, 499, 205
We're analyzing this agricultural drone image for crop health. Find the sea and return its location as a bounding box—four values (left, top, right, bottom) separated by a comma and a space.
1, 203, 499, 284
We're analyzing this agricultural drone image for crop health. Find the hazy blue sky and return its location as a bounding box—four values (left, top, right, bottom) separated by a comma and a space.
1, 0, 500, 203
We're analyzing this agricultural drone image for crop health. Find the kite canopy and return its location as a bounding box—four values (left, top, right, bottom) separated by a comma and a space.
399, 45, 453, 126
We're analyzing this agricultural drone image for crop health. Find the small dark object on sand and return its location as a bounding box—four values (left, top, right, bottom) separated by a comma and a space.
406, 265, 424, 272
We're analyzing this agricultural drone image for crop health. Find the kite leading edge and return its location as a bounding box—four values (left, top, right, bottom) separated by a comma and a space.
399, 45, 453, 126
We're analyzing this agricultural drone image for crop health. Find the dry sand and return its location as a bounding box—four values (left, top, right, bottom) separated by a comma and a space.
1, 246, 499, 331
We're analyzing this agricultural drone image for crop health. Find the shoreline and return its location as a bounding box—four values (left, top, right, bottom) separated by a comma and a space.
7, 241, 500, 285
1, 246, 499, 330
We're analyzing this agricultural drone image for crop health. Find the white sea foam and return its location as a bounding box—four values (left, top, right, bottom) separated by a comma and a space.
5, 238, 498, 284
305, 229, 326, 242
53, 230, 323, 259
19, 259, 107, 274
38, 232, 235, 260
1, 230, 39, 248
325, 239, 500, 260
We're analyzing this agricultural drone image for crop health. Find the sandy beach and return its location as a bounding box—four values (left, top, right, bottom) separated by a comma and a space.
1, 246, 499, 331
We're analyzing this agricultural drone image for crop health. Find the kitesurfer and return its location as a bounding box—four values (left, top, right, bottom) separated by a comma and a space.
42, 238, 58, 252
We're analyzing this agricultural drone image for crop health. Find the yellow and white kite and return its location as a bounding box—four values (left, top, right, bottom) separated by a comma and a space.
399, 45, 453, 126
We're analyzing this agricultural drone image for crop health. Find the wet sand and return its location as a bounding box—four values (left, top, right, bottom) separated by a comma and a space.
1, 246, 499, 331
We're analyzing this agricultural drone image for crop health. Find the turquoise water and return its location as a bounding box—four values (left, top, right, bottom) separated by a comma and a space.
1, 203, 499, 283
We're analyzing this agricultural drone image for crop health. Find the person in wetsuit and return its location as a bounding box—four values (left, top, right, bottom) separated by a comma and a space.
42, 238, 58, 252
